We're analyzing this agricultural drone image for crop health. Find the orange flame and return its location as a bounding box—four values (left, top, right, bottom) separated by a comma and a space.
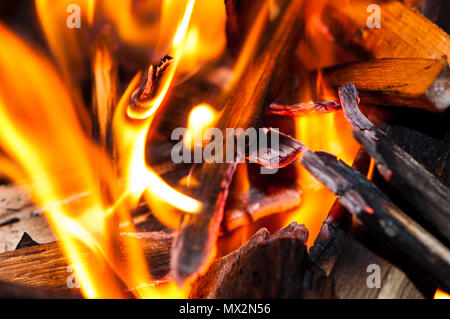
0, 23, 153, 298
0, 0, 212, 298
434, 289, 450, 299
113, 0, 203, 233
292, 112, 359, 247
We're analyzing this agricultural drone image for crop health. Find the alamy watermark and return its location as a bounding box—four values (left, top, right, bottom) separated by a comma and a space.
366, 264, 381, 288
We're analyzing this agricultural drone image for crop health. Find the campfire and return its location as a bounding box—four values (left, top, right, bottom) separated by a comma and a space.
0, 0, 449, 300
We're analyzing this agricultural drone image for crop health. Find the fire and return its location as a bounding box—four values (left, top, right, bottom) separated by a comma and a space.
184, 104, 218, 149
2, 0, 368, 298
0, 23, 151, 298
113, 0, 203, 232
0, 0, 218, 298
292, 112, 359, 247
434, 289, 450, 299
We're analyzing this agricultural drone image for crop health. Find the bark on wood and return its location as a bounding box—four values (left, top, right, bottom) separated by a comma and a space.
301, 149, 450, 292
0, 232, 173, 291
190, 222, 335, 298
322, 0, 450, 64
172, 0, 305, 285
339, 83, 450, 245
323, 58, 450, 112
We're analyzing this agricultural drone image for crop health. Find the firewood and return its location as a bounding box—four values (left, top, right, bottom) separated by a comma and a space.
311, 150, 426, 299
310, 148, 372, 268
301, 149, 450, 292
267, 101, 341, 117
0, 232, 173, 291
339, 83, 450, 245
0, 281, 81, 299
246, 128, 305, 169
322, 58, 450, 112
225, 0, 268, 56
322, 0, 450, 64
190, 222, 335, 298
172, 0, 305, 285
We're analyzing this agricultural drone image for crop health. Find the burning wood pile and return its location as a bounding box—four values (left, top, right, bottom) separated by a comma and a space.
0, 0, 449, 299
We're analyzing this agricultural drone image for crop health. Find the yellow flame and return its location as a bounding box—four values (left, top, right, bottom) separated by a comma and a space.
434, 289, 450, 299
88, 0, 96, 25
184, 104, 217, 149
113, 0, 202, 232
0, 23, 156, 298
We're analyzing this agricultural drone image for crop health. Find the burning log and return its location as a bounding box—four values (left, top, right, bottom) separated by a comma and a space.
311, 150, 427, 298
322, 58, 450, 112
225, 0, 268, 56
190, 222, 335, 298
267, 101, 341, 117
0, 281, 81, 299
246, 128, 305, 169
339, 83, 450, 245
301, 149, 450, 292
172, 0, 305, 285
0, 232, 173, 291
322, 0, 450, 64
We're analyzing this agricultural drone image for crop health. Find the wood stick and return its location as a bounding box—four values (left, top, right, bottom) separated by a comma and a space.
0, 232, 173, 291
171, 0, 305, 285
323, 58, 450, 112
267, 101, 341, 117
322, 0, 450, 64
339, 83, 450, 245
301, 149, 450, 292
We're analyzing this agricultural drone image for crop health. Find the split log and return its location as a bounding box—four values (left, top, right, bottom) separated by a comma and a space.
301, 149, 450, 292
0, 232, 173, 291
322, 58, 450, 112
339, 83, 450, 245
172, 0, 305, 285
190, 222, 335, 298
321, 0, 450, 64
